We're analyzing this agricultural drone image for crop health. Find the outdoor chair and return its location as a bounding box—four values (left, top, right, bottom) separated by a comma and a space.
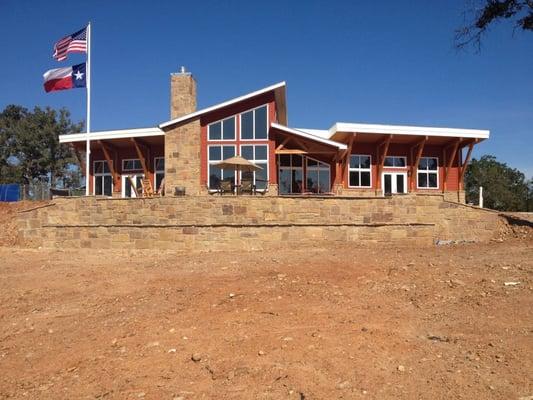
239, 178, 255, 195
219, 180, 233, 195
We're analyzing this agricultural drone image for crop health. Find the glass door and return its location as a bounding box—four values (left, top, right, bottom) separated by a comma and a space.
122, 174, 143, 198
382, 172, 407, 195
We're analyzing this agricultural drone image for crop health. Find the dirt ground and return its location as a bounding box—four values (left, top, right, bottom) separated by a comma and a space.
0, 203, 532, 399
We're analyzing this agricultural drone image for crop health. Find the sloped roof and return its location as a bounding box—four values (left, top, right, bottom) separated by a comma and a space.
271, 123, 347, 150
159, 82, 287, 129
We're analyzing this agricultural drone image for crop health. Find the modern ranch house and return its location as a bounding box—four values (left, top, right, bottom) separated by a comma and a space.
60, 69, 489, 201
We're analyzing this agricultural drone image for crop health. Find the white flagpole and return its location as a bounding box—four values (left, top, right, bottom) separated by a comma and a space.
85, 22, 91, 196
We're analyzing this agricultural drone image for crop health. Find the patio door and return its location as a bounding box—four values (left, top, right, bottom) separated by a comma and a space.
382, 172, 407, 195
122, 174, 143, 198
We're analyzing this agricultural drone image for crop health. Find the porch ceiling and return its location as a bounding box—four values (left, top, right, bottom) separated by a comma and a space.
70, 135, 164, 151
331, 131, 482, 146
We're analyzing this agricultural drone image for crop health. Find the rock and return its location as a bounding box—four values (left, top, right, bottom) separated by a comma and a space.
336, 381, 351, 390
504, 281, 520, 286
258, 350, 266, 356
137, 392, 145, 398
229, 293, 235, 298
191, 353, 202, 362
282, 337, 293, 341
397, 365, 406, 372
146, 341, 159, 348
168, 348, 177, 353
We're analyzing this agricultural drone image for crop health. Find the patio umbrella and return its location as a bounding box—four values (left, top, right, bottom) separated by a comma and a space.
213, 155, 263, 172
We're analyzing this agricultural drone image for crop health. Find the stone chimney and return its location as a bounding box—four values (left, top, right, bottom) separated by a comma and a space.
170, 66, 197, 119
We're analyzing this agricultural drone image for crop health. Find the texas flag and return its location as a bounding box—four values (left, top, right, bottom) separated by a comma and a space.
43, 63, 86, 93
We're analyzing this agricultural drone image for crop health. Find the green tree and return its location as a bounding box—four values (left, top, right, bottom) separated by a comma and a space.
465, 155, 529, 211
0, 105, 83, 186
456, 0, 532, 50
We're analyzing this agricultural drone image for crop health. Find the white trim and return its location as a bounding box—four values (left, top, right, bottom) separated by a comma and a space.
121, 173, 144, 198
122, 158, 142, 171
330, 122, 489, 140
207, 144, 237, 189
348, 154, 372, 188
382, 172, 408, 194
207, 115, 237, 141
416, 156, 439, 189
59, 127, 163, 143
93, 160, 113, 196
239, 143, 269, 190
271, 123, 347, 150
383, 156, 408, 168
159, 82, 286, 129
239, 104, 269, 141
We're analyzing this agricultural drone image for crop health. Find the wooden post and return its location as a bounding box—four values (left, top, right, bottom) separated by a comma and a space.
459, 142, 475, 190
444, 139, 460, 192
376, 134, 392, 191
341, 134, 356, 184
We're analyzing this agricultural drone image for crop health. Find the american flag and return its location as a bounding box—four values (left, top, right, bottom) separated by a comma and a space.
53, 27, 87, 61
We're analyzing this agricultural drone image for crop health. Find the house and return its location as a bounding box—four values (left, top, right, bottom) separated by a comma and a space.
59, 69, 489, 201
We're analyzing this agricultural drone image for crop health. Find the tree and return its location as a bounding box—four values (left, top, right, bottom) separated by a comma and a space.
0, 105, 83, 186
464, 155, 529, 211
455, 0, 533, 50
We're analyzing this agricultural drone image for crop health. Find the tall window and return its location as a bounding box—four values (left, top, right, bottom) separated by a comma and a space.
240, 105, 268, 140
278, 154, 303, 194
240, 145, 268, 190
154, 157, 165, 192
208, 145, 236, 189
306, 158, 330, 193
384, 156, 407, 168
208, 116, 236, 141
417, 157, 438, 188
94, 160, 113, 196
349, 155, 371, 188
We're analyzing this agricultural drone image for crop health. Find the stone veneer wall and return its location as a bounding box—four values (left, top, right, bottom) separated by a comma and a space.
17, 194, 505, 251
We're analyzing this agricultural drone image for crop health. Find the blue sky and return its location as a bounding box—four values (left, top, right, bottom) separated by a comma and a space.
1, 0, 532, 177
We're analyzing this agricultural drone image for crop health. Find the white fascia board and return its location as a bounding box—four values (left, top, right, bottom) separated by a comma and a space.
159, 81, 286, 129
271, 123, 347, 150
330, 122, 490, 139
295, 128, 331, 139
59, 127, 163, 143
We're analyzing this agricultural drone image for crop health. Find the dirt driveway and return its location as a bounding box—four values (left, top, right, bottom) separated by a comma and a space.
0, 237, 531, 399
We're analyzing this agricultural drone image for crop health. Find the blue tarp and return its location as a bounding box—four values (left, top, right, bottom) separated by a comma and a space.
0, 184, 20, 202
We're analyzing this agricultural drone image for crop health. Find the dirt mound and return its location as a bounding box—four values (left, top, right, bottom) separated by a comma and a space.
0, 201, 49, 246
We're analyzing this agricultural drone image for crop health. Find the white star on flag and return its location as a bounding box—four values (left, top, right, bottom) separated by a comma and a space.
74, 70, 84, 80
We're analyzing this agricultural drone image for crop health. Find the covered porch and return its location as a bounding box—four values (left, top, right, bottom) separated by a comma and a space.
59, 128, 165, 197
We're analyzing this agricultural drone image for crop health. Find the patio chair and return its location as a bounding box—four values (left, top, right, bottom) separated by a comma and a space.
219, 180, 233, 195
239, 178, 255, 195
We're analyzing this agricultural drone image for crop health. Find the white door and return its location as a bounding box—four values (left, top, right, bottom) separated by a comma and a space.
122, 174, 143, 198
382, 172, 407, 195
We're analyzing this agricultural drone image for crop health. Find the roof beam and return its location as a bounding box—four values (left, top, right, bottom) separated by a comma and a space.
130, 138, 150, 177
459, 140, 477, 189
411, 136, 427, 192
376, 134, 392, 190
97, 140, 120, 191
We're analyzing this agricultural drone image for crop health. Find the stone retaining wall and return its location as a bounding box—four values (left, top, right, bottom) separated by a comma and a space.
16, 194, 505, 250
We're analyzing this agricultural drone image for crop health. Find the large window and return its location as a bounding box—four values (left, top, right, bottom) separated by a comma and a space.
94, 160, 113, 196
306, 158, 330, 193
240, 105, 268, 140
208, 116, 236, 141
240, 145, 268, 190
122, 159, 142, 171
348, 155, 371, 188
208, 145, 236, 189
384, 156, 407, 168
154, 157, 165, 193
417, 157, 439, 189
278, 154, 303, 194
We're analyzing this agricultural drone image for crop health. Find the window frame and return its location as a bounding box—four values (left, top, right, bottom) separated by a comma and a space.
417, 156, 439, 189
93, 160, 113, 196
122, 158, 143, 172
207, 144, 237, 190
207, 115, 236, 142
239, 104, 269, 141
383, 156, 407, 168
154, 157, 165, 192
348, 154, 372, 188
278, 154, 304, 194
239, 144, 269, 191
306, 156, 331, 193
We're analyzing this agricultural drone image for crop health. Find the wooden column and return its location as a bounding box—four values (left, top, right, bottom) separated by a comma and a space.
443, 138, 461, 192
459, 141, 476, 190
341, 134, 356, 185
